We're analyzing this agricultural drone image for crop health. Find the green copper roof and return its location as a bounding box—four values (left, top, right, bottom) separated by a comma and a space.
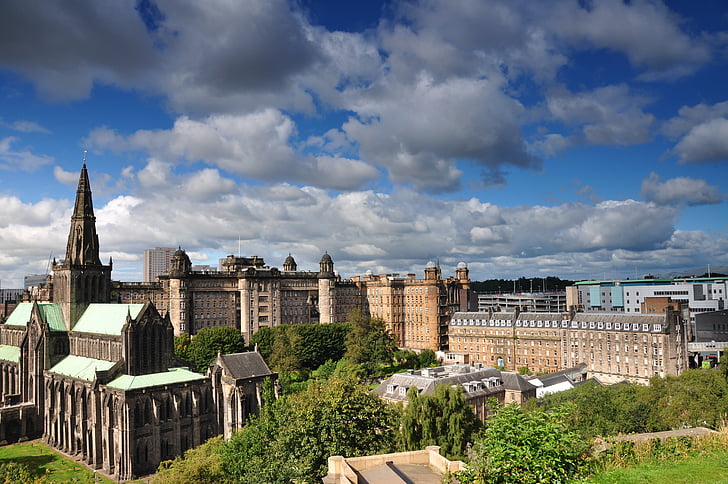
49, 355, 116, 381
72, 304, 144, 335
0, 345, 20, 363
4, 303, 66, 332
106, 368, 206, 391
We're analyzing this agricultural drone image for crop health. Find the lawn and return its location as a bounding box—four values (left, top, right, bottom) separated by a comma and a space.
0, 440, 115, 483
583, 450, 728, 483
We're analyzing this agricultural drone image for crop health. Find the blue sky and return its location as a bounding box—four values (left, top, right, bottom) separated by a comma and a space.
1, 0, 727, 287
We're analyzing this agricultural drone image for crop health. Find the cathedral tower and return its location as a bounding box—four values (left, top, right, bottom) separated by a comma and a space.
53, 163, 112, 329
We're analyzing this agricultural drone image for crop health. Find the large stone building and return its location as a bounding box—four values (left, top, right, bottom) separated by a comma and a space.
449, 308, 689, 384
0, 165, 273, 480
352, 261, 472, 352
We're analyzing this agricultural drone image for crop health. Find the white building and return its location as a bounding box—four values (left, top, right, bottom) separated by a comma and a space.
568, 278, 726, 325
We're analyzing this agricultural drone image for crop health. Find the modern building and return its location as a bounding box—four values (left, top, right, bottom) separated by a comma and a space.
448, 308, 689, 384
143, 247, 176, 283
477, 291, 566, 313
567, 278, 726, 326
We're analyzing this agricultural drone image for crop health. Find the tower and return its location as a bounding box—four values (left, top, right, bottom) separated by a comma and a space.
52, 163, 112, 329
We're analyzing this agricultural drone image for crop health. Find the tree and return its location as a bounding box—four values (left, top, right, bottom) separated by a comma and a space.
461, 403, 587, 484
174, 332, 191, 362
222, 375, 398, 483
417, 349, 439, 368
153, 436, 226, 484
268, 327, 301, 373
248, 326, 275, 358
186, 326, 246, 371
344, 309, 397, 366
399, 384, 482, 459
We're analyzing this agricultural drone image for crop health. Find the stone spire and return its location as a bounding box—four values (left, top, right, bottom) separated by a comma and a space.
64, 163, 102, 266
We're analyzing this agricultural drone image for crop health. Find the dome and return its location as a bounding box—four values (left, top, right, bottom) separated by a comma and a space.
284, 254, 296, 265
320, 252, 333, 264
425, 260, 436, 269
173, 247, 187, 258
457, 261, 467, 269
365, 269, 373, 276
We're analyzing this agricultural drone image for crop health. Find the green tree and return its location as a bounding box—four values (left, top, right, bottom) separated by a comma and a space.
399, 384, 482, 459
222, 375, 398, 483
153, 436, 227, 484
174, 332, 191, 362
344, 309, 397, 366
187, 326, 246, 371
417, 349, 439, 368
461, 403, 587, 484
248, 326, 275, 359
269, 327, 302, 373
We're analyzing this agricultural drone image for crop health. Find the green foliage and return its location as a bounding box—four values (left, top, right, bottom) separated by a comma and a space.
153, 436, 227, 484
187, 326, 246, 371
252, 323, 351, 372
647, 369, 728, 430
174, 332, 191, 362
344, 309, 397, 367
461, 403, 587, 484
417, 349, 439, 368
399, 384, 482, 459
0, 462, 44, 484
248, 326, 274, 358
528, 369, 728, 439
222, 375, 398, 483
394, 349, 419, 368
517, 366, 530, 375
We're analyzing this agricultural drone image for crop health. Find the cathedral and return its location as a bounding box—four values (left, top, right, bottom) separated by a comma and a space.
0, 165, 274, 479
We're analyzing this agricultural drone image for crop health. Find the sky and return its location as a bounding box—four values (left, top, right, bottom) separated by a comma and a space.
1, 0, 727, 288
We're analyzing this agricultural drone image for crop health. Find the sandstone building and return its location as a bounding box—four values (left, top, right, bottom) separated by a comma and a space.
0, 165, 274, 480
449, 308, 689, 384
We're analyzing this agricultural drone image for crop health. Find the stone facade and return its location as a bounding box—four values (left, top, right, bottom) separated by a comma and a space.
0, 165, 228, 480
352, 261, 472, 352
449, 308, 689, 384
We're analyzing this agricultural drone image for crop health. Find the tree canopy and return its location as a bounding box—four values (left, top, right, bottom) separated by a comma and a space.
399, 383, 482, 459
460, 403, 587, 484
344, 309, 397, 366
186, 326, 247, 371
222, 375, 398, 483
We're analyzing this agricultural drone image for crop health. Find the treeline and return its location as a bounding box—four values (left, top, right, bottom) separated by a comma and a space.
471, 276, 575, 293
524, 368, 728, 439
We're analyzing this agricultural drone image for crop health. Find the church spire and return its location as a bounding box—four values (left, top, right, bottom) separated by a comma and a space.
65, 162, 101, 265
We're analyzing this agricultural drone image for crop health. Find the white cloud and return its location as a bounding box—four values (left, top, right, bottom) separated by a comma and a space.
544, 85, 654, 146
0, 137, 53, 171
641, 172, 723, 206
546, 0, 711, 79
343, 75, 539, 192
86, 111, 381, 191
671, 118, 728, 164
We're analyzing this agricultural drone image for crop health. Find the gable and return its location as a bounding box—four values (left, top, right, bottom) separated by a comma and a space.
4, 302, 66, 332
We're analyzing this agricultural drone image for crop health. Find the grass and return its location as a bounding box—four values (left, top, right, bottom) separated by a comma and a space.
582, 449, 728, 483
0, 440, 115, 483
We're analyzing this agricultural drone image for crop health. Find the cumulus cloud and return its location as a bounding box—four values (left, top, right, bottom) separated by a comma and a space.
0, 137, 53, 171
545, 0, 711, 79
544, 85, 654, 146
343, 75, 539, 192
671, 118, 728, 164
86, 111, 381, 190
641, 172, 724, 206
